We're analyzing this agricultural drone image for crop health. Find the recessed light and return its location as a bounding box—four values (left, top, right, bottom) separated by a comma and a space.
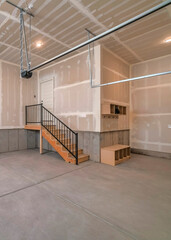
36, 41, 43, 48
164, 38, 171, 43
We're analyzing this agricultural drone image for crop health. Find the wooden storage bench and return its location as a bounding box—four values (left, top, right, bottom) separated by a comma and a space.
101, 144, 130, 166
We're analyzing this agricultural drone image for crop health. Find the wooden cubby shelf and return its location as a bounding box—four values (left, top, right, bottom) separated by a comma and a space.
101, 144, 130, 166
101, 103, 126, 116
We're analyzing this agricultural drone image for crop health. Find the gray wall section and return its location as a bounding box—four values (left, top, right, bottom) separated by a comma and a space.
0, 129, 37, 153
0, 129, 130, 162
8, 129, 19, 151
19, 129, 27, 150
78, 131, 100, 162
27, 130, 36, 149
36, 131, 53, 152
0, 130, 8, 152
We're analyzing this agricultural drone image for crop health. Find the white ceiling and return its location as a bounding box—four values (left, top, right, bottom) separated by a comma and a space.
0, 0, 171, 69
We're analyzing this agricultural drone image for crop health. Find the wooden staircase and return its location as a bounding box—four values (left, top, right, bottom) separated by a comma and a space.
24, 104, 89, 165
42, 126, 89, 164
25, 124, 89, 164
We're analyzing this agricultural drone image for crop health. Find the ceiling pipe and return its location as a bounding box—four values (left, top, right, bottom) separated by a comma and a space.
27, 0, 171, 74
6, 0, 34, 17
92, 71, 171, 88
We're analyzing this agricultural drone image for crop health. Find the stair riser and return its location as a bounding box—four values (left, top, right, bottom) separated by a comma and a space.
45, 127, 57, 131
54, 134, 65, 138
45, 134, 71, 145
44, 125, 56, 128
62, 145, 76, 152
54, 130, 67, 135
68, 156, 89, 164
56, 139, 71, 145
46, 132, 65, 138
44, 132, 72, 146
78, 156, 89, 163
44, 129, 66, 135
68, 149, 83, 157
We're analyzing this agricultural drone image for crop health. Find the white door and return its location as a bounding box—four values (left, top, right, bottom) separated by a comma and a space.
40, 79, 53, 112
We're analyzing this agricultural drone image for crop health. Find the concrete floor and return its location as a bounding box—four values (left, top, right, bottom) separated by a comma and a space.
0, 150, 170, 240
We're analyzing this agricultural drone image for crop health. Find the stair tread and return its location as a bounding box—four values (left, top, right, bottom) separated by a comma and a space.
66, 148, 83, 154
69, 153, 89, 159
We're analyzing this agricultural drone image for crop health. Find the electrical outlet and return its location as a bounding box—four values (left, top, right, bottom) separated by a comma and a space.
168, 124, 171, 129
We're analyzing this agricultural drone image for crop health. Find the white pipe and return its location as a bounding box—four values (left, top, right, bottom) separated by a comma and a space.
91, 71, 171, 88
29, 0, 171, 72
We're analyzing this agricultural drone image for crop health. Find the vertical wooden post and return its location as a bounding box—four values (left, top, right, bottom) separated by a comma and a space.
40, 126, 43, 154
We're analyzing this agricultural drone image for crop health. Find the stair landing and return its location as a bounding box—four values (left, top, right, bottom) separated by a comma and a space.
25, 124, 41, 130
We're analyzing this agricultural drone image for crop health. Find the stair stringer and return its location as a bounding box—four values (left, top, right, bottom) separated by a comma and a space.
42, 128, 77, 164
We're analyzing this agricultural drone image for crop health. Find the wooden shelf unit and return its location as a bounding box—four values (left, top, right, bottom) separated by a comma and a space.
101, 144, 130, 166
101, 103, 126, 116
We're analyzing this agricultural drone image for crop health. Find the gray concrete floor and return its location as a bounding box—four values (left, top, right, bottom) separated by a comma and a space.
0, 149, 170, 240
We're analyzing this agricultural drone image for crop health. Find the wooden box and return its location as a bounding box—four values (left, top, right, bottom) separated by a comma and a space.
101, 144, 130, 166
101, 103, 127, 115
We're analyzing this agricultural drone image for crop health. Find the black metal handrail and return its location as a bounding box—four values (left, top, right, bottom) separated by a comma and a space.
25, 104, 78, 165
25, 103, 42, 124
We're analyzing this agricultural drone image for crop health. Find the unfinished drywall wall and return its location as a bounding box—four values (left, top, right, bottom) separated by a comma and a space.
38, 46, 101, 132
0, 60, 38, 128
130, 55, 171, 154
101, 46, 130, 132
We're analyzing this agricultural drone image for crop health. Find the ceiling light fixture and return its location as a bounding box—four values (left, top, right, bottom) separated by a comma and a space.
164, 38, 171, 43
36, 41, 43, 48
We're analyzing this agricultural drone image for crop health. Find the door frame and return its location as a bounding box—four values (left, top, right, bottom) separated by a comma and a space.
39, 78, 54, 112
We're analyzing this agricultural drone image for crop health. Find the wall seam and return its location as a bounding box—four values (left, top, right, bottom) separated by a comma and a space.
0, 60, 2, 127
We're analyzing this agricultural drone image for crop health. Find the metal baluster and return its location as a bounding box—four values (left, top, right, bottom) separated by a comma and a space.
63, 125, 64, 144
76, 133, 78, 165
56, 119, 57, 139
52, 115, 53, 135
72, 133, 73, 154
50, 113, 51, 133
25, 106, 27, 125
53, 116, 54, 136
50, 113, 51, 132
41, 104, 43, 125
46, 109, 47, 128
67, 129, 68, 150
69, 131, 71, 152
59, 122, 60, 142
64, 126, 65, 147
74, 133, 75, 157
48, 110, 49, 129
71, 132, 73, 153
71, 132, 72, 153
56, 120, 59, 139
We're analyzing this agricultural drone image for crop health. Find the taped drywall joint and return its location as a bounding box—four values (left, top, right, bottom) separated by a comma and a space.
0, 61, 2, 126
56, 112, 94, 117
54, 79, 90, 90
103, 66, 128, 79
